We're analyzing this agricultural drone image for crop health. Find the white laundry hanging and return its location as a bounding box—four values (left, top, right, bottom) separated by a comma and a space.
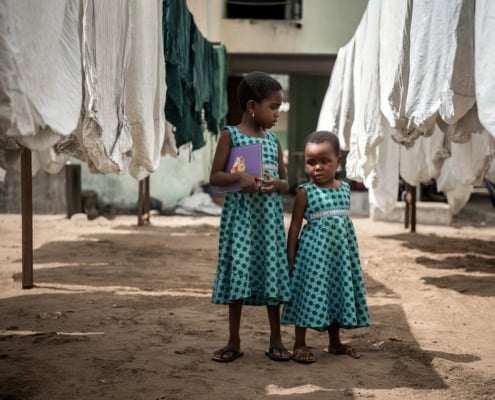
368, 120, 400, 213
405, 0, 476, 132
379, 0, 412, 132
0, 0, 82, 150
316, 46, 346, 135
345, 6, 367, 184
475, 0, 495, 138
399, 125, 450, 186
125, 0, 167, 181
77, 0, 134, 175
436, 131, 494, 213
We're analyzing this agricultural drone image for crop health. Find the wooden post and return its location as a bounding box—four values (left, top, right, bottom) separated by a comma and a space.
65, 164, 82, 218
137, 176, 150, 226
144, 176, 150, 222
404, 186, 410, 230
21, 148, 33, 289
410, 184, 416, 233
404, 183, 416, 233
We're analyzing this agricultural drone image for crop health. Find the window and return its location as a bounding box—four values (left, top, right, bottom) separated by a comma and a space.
225, 0, 302, 20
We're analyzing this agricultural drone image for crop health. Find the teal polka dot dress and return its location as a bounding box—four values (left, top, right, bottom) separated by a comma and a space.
211, 126, 291, 306
281, 181, 370, 331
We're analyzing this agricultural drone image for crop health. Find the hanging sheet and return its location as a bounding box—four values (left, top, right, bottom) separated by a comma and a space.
126, 0, 166, 180
317, 38, 355, 152
368, 122, 400, 213
77, 0, 133, 174
436, 131, 494, 213
399, 125, 450, 186
346, 0, 385, 189
475, 0, 495, 138
0, 0, 82, 153
405, 0, 476, 132
379, 0, 414, 146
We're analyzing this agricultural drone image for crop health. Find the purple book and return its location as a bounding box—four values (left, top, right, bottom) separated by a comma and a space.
217, 143, 263, 193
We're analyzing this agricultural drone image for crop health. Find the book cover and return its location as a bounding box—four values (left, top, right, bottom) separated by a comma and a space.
217, 143, 263, 193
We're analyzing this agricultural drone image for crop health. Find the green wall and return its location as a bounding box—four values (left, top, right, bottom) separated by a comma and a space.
287, 74, 330, 191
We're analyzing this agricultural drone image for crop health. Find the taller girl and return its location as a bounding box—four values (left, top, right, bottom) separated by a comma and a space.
209, 71, 291, 362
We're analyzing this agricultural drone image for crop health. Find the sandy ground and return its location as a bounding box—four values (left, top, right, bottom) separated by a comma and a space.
0, 211, 494, 400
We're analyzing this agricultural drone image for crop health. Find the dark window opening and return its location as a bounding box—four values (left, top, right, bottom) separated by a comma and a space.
225, 0, 302, 20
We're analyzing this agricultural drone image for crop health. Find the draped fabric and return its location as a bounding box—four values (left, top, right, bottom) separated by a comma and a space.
0, 0, 227, 183
77, 0, 134, 175
126, 0, 166, 180
317, 0, 495, 215
0, 0, 82, 171
162, 0, 228, 151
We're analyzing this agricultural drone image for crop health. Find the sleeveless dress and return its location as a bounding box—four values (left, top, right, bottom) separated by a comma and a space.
211, 126, 291, 306
281, 181, 370, 331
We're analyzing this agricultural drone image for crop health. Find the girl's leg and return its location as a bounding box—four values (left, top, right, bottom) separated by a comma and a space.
266, 305, 290, 359
213, 300, 243, 361
327, 322, 341, 349
325, 322, 360, 358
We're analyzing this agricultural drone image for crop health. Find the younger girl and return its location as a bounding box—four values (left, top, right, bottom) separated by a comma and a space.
209, 71, 291, 362
281, 130, 370, 364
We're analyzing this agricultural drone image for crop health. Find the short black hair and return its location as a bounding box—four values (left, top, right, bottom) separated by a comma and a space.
237, 71, 282, 111
304, 130, 341, 155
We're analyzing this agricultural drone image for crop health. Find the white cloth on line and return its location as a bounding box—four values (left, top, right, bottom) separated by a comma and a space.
77, 0, 134, 175
126, 0, 166, 181
436, 131, 494, 213
399, 125, 450, 186
345, 6, 367, 184
379, 0, 412, 132
317, 38, 355, 152
475, 0, 495, 138
405, 0, 476, 132
368, 122, 400, 213
316, 46, 345, 135
0, 0, 82, 149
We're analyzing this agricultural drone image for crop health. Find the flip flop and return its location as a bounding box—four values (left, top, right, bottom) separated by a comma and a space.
265, 346, 291, 362
323, 344, 360, 359
290, 346, 316, 364
212, 348, 244, 363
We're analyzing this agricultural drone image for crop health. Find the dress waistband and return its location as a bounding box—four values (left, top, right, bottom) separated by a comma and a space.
309, 209, 349, 220
263, 163, 278, 172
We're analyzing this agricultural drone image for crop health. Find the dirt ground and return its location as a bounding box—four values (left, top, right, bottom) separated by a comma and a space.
0, 209, 494, 400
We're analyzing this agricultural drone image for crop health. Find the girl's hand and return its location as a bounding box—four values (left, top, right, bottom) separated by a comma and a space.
259, 173, 277, 194
239, 172, 262, 193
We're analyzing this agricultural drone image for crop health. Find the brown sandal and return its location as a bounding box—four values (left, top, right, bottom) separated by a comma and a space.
324, 344, 360, 359
291, 347, 316, 364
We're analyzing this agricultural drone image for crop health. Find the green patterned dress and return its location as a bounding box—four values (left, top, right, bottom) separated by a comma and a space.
281, 181, 370, 331
211, 126, 291, 306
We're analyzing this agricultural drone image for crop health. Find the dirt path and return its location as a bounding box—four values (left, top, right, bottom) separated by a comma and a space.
0, 214, 494, 399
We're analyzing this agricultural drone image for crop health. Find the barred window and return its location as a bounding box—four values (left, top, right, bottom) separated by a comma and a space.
225, 0, 302, 20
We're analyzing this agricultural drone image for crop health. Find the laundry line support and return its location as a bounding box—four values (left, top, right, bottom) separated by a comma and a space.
21, 148, 33, 289
404, 183, 416, 233
137, 176, 150, 226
